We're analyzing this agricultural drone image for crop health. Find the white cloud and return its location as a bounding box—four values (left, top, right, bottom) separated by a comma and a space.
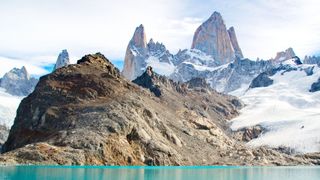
0, 56, 50, 77
0, 0, 320, 69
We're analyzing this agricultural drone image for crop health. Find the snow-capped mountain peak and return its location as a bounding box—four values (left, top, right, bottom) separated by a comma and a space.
0, 66, 38, 96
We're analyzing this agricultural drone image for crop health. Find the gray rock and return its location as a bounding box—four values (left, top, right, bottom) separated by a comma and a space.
310, 78, 320, 92
228, 26, 243, 58
304, 66, 314, 76
53, 49, 70, 70
0, 66, 38, 96
303, 55, 320, 66
249, 72, 273, 88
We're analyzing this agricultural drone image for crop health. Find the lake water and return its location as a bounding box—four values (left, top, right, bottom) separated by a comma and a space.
0, 166, 319, 180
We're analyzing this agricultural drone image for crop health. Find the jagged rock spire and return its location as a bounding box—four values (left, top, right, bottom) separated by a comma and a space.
54, 49, 70, 70
228, 27, 243, 58
191, 11, 242, 65
130, 24, 147, 49
122, 24, 148, 80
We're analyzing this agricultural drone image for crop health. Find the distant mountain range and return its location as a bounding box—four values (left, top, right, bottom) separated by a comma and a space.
121, 11, 320, 93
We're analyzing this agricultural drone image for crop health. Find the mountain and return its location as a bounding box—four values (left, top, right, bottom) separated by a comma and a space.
191, 12, 242, 64
121, 11, 320, 96
0, 66, 38, 96
53, 49, 70, 70
1, 53, 314, 165
272, 48, 296, 63
304, 55, 320, 66
122, 25, 175, 80
122, 12, 242, 81
121, 12, 277, 93
231, 60, 320, 154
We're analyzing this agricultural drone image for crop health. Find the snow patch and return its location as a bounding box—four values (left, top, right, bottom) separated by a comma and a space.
145, 56, 175, 76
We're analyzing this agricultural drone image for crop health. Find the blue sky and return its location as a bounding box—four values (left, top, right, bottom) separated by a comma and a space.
0, 0, 320, 76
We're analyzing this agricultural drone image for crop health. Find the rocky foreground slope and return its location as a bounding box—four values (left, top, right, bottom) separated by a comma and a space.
0, 53, 318, 165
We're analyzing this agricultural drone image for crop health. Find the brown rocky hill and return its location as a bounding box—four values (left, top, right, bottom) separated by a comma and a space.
0, 53, 315, 165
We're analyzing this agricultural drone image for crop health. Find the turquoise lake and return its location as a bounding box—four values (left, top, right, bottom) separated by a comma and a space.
0, 166, 319, 180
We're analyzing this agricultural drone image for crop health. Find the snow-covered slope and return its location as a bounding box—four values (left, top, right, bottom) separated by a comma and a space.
230, 62, 320, 153
0, 88, 23, 127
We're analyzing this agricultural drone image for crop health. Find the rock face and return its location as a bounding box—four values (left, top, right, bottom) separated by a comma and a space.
0, 66, 38, 96
191, 12, 239, 65
228, 27, 243, 58
310, 78, 320, 92
54, 49, 70, 70
122, 24, 147, 80
132, 66, 163, 97
54, 50, 70, 70
0, 52, 311, 166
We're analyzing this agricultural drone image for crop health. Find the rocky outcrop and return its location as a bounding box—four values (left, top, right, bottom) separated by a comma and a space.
310, 78, 320, 92
234, 125, 263, 142
133, 66, 162, 97
133, 66, 188, 97
186, 77, 210, 89
228, 27, 243, 58
249, 72, 273, 88
191, 12, 238, 65
0, 66, 38, 96
0, 52, 311, 166
53, 49, 70, 70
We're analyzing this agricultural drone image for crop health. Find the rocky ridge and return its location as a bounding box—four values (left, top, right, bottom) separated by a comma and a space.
0, 53, 315, 165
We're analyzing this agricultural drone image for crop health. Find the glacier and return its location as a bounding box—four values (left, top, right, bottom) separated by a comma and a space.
230, 62, 320, 153
0, 88, 23, 127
